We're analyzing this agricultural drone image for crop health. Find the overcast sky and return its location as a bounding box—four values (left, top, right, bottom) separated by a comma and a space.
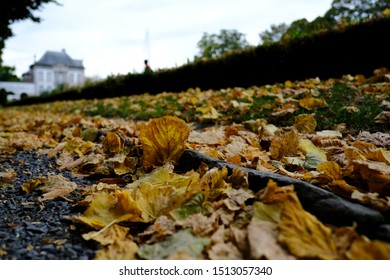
3, 0, 333, 79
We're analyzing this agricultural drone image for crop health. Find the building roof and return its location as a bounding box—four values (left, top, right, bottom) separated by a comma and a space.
34, 49, 84, 69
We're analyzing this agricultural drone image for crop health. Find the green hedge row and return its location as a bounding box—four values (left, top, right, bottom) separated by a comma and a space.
10, 17, 390, 106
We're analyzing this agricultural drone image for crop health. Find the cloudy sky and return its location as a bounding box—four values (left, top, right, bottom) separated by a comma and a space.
3, 0, 333, 79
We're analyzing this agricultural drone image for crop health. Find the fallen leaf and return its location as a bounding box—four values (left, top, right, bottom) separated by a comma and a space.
278, 193, 339, 259
72, 190, 143, 229
257, 179, 294, 204
294, 114, 317, 134
269, 129, 299, 160
40, 175, 76, 201
248, 220, 294, 259
102, 131, 124, 155
170, 192, 213, 221
137, 229, 210, 260
95, 239, 138, 260
138, 116, 190, 168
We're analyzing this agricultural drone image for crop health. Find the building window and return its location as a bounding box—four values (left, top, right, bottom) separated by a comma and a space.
46, 72, 52, 82
37, 71, 43, 82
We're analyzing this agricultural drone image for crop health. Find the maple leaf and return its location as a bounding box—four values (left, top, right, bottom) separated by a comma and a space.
126, 164, 201, 222
138, 116, 190, 168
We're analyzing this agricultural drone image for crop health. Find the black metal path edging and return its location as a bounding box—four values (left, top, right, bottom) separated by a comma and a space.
178, 149, 388, 238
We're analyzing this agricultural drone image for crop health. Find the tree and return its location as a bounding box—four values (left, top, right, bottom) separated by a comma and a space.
0, 0, 57, 65
258, 0, 389, 45
0, 65, 20, 81
325, 0, 390, 22
196, 29, 249, 60
259, 23, 289, 45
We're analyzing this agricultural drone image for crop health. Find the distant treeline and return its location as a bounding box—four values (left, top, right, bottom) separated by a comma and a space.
9, 16, 390, 106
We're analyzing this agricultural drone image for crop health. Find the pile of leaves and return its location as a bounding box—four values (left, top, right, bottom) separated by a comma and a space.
0, 68, 390, 259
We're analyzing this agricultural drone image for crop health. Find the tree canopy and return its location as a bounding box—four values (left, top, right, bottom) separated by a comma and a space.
196, 29, 249, 60
0, 0, 56, 65
259, 0, 389, 44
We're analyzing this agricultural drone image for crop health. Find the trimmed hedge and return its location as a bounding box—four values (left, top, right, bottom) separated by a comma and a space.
9, 17, 390, 106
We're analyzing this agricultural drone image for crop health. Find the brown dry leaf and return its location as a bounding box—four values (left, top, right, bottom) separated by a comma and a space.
294, 114, 317, 134
104, 154, 138, 175
374, 111, 390, 124
208, 242, 243, 260
269, 129, 299, 160
138, 116, 190, 168
351, 191, 390, 212
102, 131, 124, 155
257, 179, 294, 204
352, 141, 390, 165
278, 193, 339, 259
248, 220, 294, 260
352, 160, 390, 195
9, 132, 43, 150
62, 138, 95, 157
40, 175, 77, 201
72, 190, 143, 229
0, 169, 17, 184
223, 187, 255, 211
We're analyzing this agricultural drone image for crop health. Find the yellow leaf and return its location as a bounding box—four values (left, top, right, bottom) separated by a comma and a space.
138, 116, 190, 168
294, 114, 317, 134
278, 193, 339, 259
299, 96, 327, 110
346, 235, 390, 260
127, 165, 201, 222
299, 139, 327, 162
82, 224, 129, 246
72, 190, 143, 229
317, 161, 342, 180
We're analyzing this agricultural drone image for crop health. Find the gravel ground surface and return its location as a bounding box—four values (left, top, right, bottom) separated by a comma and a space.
0, 151, 98, 260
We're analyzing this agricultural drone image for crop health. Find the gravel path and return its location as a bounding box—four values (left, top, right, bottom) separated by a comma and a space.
0, 151, 98, 260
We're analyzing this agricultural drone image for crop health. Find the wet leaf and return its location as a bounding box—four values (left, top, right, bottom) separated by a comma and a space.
139, 116, 190, 168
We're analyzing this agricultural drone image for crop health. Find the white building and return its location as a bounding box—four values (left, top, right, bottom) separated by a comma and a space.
23, 49, 85, 94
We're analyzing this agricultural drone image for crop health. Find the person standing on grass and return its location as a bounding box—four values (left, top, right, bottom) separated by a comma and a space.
144, 59, 153, 73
